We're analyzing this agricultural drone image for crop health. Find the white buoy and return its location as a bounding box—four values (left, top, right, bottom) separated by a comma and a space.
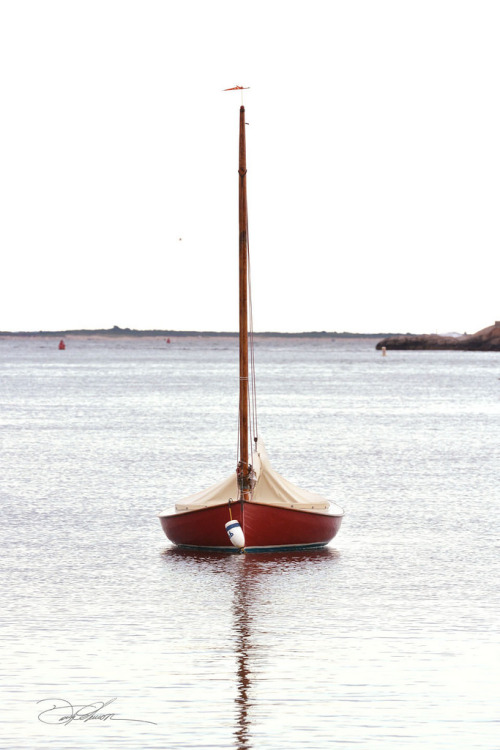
225, 520, 245, 549
382, 346, 387, 356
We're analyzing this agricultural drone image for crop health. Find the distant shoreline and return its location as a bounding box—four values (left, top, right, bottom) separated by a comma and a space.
0, 326, 397, 339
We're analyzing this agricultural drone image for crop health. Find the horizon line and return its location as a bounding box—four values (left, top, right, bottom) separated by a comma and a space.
0, 326, 404, 338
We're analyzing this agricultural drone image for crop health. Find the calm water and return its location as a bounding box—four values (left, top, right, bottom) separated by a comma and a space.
1, 335, 499, 749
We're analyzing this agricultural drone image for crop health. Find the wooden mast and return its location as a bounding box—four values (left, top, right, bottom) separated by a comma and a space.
238, 105, 250, 497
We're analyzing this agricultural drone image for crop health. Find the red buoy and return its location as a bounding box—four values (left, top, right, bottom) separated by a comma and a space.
58, 339, 66, 350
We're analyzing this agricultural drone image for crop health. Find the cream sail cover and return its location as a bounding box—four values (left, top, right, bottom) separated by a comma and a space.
161, 440, 343, 516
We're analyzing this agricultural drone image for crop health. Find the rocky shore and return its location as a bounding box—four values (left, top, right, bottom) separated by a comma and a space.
376, 322, 500, 351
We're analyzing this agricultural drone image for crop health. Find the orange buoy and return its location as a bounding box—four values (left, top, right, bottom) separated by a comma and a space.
58, 339, 66, 350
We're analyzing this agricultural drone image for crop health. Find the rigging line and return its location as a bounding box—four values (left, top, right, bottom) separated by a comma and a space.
246, 214, 258, 453
248, 298, 257, 446
248, 285, 257, 446
237, 405, 241, 466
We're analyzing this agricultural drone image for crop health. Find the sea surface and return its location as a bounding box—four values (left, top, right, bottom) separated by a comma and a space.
1, 335, 499, 749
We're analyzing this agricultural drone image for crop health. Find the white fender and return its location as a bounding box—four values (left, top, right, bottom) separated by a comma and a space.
225, 520, 245, 548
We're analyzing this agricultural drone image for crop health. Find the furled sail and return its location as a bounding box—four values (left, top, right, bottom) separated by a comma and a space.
168, 439, 342, 515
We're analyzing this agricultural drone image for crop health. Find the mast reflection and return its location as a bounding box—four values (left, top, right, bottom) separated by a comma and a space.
233, 559, 252, 750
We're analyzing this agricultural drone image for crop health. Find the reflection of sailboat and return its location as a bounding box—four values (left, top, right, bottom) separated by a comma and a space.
161, 547, 340, 749
159, 101, 344, 552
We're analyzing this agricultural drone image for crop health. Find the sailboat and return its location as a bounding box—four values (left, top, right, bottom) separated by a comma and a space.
159, 101, 344, 552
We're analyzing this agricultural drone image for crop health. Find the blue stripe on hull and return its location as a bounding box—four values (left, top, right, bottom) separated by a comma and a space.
175, 541, 329, 554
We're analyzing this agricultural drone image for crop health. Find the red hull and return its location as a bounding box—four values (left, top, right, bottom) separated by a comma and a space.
160, 502, 342, 552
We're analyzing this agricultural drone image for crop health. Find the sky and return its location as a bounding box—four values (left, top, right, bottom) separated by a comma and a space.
1, 0, 499, 335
